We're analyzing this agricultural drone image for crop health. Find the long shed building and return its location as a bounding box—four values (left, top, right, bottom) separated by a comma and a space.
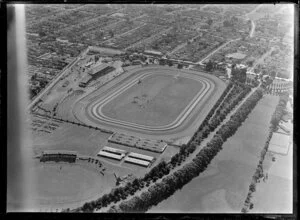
128, 152, 154, 162
124, 157, 150, 167
97, 150, 125, 160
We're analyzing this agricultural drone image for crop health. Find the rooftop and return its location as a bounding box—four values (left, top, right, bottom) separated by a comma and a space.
225, 52, 247, 60
269, 132, 291, 155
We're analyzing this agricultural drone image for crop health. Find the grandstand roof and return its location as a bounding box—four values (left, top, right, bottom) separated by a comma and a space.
89, 64, 109, 76
42, 150, 77, 155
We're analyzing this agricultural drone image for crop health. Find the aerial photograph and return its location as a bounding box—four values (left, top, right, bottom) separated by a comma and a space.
7, 4, 294, 213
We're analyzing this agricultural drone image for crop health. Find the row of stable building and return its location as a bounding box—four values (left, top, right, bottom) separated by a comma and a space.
108, 133, 167, 153
39, 146, 155, 168
97, 146, 155, 168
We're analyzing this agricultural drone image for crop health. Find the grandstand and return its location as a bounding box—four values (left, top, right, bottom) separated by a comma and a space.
40, 150, 77, 163
79, 64, 115, 87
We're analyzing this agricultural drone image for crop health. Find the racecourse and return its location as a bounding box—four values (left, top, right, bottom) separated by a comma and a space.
72, 66, 226, 140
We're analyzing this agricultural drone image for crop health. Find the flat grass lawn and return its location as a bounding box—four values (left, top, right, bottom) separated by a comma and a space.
101, 74, 202, 126
32, 161, 112, 210
149, 95, 279, 213
32, 119, 111, 157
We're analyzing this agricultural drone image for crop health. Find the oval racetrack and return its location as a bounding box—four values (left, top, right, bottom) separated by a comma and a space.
72, 67, 219, 136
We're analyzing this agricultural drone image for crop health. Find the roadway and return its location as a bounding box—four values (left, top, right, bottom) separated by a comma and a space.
27, 48, 89, 110
197, 38, 241, 65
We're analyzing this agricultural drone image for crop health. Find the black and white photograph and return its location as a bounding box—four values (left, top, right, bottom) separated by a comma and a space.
6, 3, 296, 214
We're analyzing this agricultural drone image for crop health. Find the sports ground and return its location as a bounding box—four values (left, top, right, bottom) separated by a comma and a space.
29, 65, 226, 210
73, 66, 225, 140
29, 161, 115, 211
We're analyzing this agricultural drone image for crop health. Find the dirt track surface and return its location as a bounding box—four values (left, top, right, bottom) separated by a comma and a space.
72, 66, 226, 141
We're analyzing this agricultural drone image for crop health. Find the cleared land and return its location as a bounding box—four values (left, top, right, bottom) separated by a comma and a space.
149, 95, 280, 213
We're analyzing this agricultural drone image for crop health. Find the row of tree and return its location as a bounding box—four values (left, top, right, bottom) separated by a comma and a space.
69, 82, 236, 212
270, 93, 289, 127
69, 81, 253, 213
241, 129, 274, 213
241, 92, 288, 213
110, 87, 265, 212
52, 117, 112, 134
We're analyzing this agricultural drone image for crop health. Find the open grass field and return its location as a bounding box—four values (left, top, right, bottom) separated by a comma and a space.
150, 95, 281, 213
72, 66, 226, 140
101, 74, 203, 127
31, 161, 112, 211
31, 118, 111, 157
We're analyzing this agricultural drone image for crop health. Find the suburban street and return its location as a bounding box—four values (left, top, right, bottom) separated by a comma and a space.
198, 38, 241, 64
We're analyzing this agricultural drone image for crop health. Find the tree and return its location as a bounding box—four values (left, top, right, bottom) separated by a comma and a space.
167, 60, 173, 66
39, 31, 46, 37
246, 60, 254, 67
108, 30, 114, 38
223, 20, 232, 27
207, 19, 213, 26
82, 202, 93, 212
232, 67, 247, 84
205, 60, 214, 72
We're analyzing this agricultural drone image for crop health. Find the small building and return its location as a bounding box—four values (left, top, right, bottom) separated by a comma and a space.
278, 120, 292, 134
131, 60, 142, 65
128, 152, 154, 162
102, 146, 126, 155
225, 52, 247, 60
135, 139, 167, 153
108, 133, 139, 148
269, 132, 291, 155
144, 50, 163, 57
85, 61, 93, 68
108, 133, 167, 153
97, 150, 125, 160
79, 74, 92, 87
124, 157, 150, 167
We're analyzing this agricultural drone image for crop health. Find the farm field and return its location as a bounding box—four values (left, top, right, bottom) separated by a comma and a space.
149, 95, 279, 213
